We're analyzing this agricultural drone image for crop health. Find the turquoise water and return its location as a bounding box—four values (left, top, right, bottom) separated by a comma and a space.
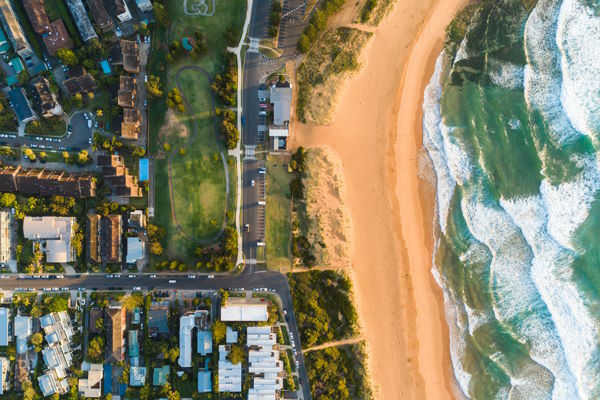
424, 0, 600, 398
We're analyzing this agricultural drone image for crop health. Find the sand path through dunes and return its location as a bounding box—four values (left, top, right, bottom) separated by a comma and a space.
292, 0, 470, 398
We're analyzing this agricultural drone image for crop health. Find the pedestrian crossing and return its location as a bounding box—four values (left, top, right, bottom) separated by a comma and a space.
249, 37, 260, 53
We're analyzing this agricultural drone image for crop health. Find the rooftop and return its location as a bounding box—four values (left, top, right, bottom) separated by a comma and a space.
23, 0, 51, 34
198, 370, 211, 393
23, 216, 75, 263
153, 365, 169, 386
8, 87, 35, 123
0, 308, 8, 346
129, 366, 146, 387
126, 236, 144, 264
86, 0, 113, 32
43, 20, 74, 56
66, 0, 98, 42
220, 297, 269, 322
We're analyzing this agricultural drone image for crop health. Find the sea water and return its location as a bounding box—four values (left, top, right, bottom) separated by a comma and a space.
424, 0, 600, 398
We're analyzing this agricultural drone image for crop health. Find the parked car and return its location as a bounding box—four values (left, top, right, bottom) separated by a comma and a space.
259, 97, 266, 102
208, 275, 214, 279
168, 280, 177, 283
250, 179, 255, 187
133, 286, 141, 291
259, 111, 267, 116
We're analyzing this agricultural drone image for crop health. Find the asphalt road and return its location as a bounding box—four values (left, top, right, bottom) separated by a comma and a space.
1, 271, 310, 398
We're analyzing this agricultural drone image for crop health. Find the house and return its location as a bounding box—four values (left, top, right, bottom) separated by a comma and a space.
226, 326, 238, 344
129, 210, 146, 229
0, 27, 9, 53
14, 315, 32, 354
101, 215, 122, 264
86, 213, 101, 263
66, 0, 98, 42
114, 0, 133, 22
42, 20, 74, 56
78, 363, 103, 398
130, 366, 146, 387
148, 307, 168, 337
118, 76, 136, 108
0, 308, 8, 346
0, 211, 11, 263
269, 81, 292, 150
198, 370, 211, 393
197, 330, 213, 356
63, 66, 97, 96
179, 310, 211, 367
120, 40, 140, 73
23, 216, 76, 263
39, 312, 75, 396
128, 330, 139, 366
23, 0, 51, 34
218, 345, 242, 392
220, 297, 269, 322
152, 365, 169, 386
247, 326, 283, 399
86, 0, 113, 32
8, 87, 36, 123
105, 305, 126, 363
31, 76, 62, 118
0, 0, 34, 62
126, 236, 144, 264
0, 166, 95, 198
0, 357, 8, 394
97, 154, 143, 197
121, 108, 140, 139
135, 0, 153, 12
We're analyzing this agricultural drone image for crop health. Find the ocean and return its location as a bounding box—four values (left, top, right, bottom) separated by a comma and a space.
423, 0, 600, 398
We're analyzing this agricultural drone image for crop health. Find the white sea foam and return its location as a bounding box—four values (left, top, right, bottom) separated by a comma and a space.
423, 53, 456, 232
556, 0, 600, 141
454, 37, 469, 65
501, 195, 600, 399
460, 193, 578, 399
524, 0, 580, 143
488, 59, 525, 90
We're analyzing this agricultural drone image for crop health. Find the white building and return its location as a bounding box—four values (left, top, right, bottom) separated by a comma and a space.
247, 326, 283, 399
135, 0, 153, 12
14, 315, 32, 354
0, 308, 8, 346
218, 345, 242, 392
78, 363, 103, 398
23, 216, 75, 263
268, 81, 292, 150
220, 298, 268, 322
0, 357, 8, 394
38, 312, 75, 396
126, 236, 145, 264
178, 310, 211, 367
115, 0, 133, 22
0, 211, 11, 263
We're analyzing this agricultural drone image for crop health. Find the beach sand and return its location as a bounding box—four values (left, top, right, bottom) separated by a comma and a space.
292, 0, 470, 398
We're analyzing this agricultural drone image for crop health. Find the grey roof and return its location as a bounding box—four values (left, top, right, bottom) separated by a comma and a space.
66, 0, 98, 42
0, 308, 8, 346
8, 88, 35, 122
0, 1, 33, 58
148, 309, 168, 334
270, 86, 292, 125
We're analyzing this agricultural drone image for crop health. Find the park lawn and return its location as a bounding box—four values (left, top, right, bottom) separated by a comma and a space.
266, 155, 292, 270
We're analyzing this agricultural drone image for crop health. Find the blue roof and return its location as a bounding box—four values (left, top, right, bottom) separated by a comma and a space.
128, 330, 139, 358
100, 59, 111, 75
104, 364, 112, 394
10, 58, 24, 74
8, 88, 34, 122
5, 75, 17, 86
0, 308, 8, 346
197, 331, 213, 356
197, 371, 211, 393
182, 37, 193, 51
139, 158, 149, 181
153, 365, 169, 386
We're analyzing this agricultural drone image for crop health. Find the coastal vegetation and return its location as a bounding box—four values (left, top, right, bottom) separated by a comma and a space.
357, 0, 395, 25
297, 0, 346, 53
296, 27, 372, 124
304, 342, 373, 400
288, 270, 358, 347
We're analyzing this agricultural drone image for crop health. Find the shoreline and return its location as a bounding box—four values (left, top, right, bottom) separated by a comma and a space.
292, 0, 470, 398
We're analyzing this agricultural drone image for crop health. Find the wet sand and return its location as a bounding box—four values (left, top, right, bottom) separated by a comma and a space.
292, 0, 470, 398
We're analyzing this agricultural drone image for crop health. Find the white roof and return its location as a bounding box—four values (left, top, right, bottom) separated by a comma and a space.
270, 85, 292, 125
269, 127, 288, 137
23, 217, 74, 263
78, 365, 103, 398
0, 308, 8, 346
126, 237, 144, 263
14, 315, 31, 339
226, 326, 238, 343
218, 346, 242, 392
39, 373, 58, 396
178, 314, 195, 368
221, 299, 268, 322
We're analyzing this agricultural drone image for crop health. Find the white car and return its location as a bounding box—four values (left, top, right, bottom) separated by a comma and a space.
133, 286, 141, 291
169, 280, 176, 283
149, 274, 156, 278
188, 275, 196, 279
250, 179, 255, 187
144, 74, 148, 82
56, 275, 64, 279
207, 275, 214, 279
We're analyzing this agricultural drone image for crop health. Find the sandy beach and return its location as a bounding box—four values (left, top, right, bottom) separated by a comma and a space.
292, 0, 469, 398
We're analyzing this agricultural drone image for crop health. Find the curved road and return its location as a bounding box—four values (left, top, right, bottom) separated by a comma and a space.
166, 65, 230, 245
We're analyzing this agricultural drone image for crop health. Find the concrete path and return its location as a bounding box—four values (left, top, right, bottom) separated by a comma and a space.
302, 336, 365, 353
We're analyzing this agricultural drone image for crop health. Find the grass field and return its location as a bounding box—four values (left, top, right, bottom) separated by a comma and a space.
266, 155, 292, 270
149, 0, 245, 258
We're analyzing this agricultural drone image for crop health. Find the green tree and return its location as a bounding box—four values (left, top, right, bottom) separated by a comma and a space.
56, 48, 79, 66
227, 344, 245, 365
0, 192, 16, 207
154, 3, 170, 27
30, 332, 44, 352
78, 149, 89, 164
213, 320, 226, 344
88, 336, 105, 362
95, 317, 104, 331
145, 75, 164, 98
149, 241, 163, 255
22, 380, 37, 400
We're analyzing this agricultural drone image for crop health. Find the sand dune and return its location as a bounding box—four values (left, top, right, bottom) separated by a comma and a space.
292, 0, 470, 398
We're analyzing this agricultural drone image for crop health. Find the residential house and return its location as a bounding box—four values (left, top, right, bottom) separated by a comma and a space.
121, 108, 140, 139
0, 211, 11, 263
220, 297, 269, 322
0, 357, 8, 394
226, 326, 238, 344
114, 0, 133, 22
148, 307, 168, 338
197, 370, 211, 393
0, 166, 95, 198
66, 0, 98, 42
135, 0, 153, 12
38, 312, 75, 396
8, 87, 36, 123
0, 0, 34, 62
126, 236, 144, 264
97, 154, 143, 197
268, 80, 292, 150
86, 0, 113, 32
31, 76, 62, 118
0, 27, 9, 54
78, 363, 103, 398
0, 308, 8, 346
130, 366, 147, 387
23, 0, 51, 34
63, 66, 97, 97
128, 330, 139, 366
43, 20, 74, 56
105, 305, 126, 363
152, 365, 169, 386
129, 210, 146, 229
120, 39, 140, 73
247, 326, 284, 399
86, 213, 101, 264
14, 315, 32, 354
101, 215, 122, 264
23, 216, 76, 263
179, 310, 210, 367
117, 75, 136, 108
218, 345, 242, 392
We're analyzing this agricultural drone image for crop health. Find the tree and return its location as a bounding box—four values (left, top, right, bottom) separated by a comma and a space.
227, 344, 245, 365
0, 192, 16, 207
163, 143, 171, 152
213, 320, 226, 344
96, 109, 103, 117
95, 317, 104, 331
167, 347, 179, 363
18, 70, 30, 85
149, 241, 163, 255
146, 75, 164, 98
219, 288, 229, 306
88, 336, 105, 362
22, 380, 37, 400
78, 149, 89, 164
56, 48, 78, 66
179, 147, 186, 156
154, 3, 170, 27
